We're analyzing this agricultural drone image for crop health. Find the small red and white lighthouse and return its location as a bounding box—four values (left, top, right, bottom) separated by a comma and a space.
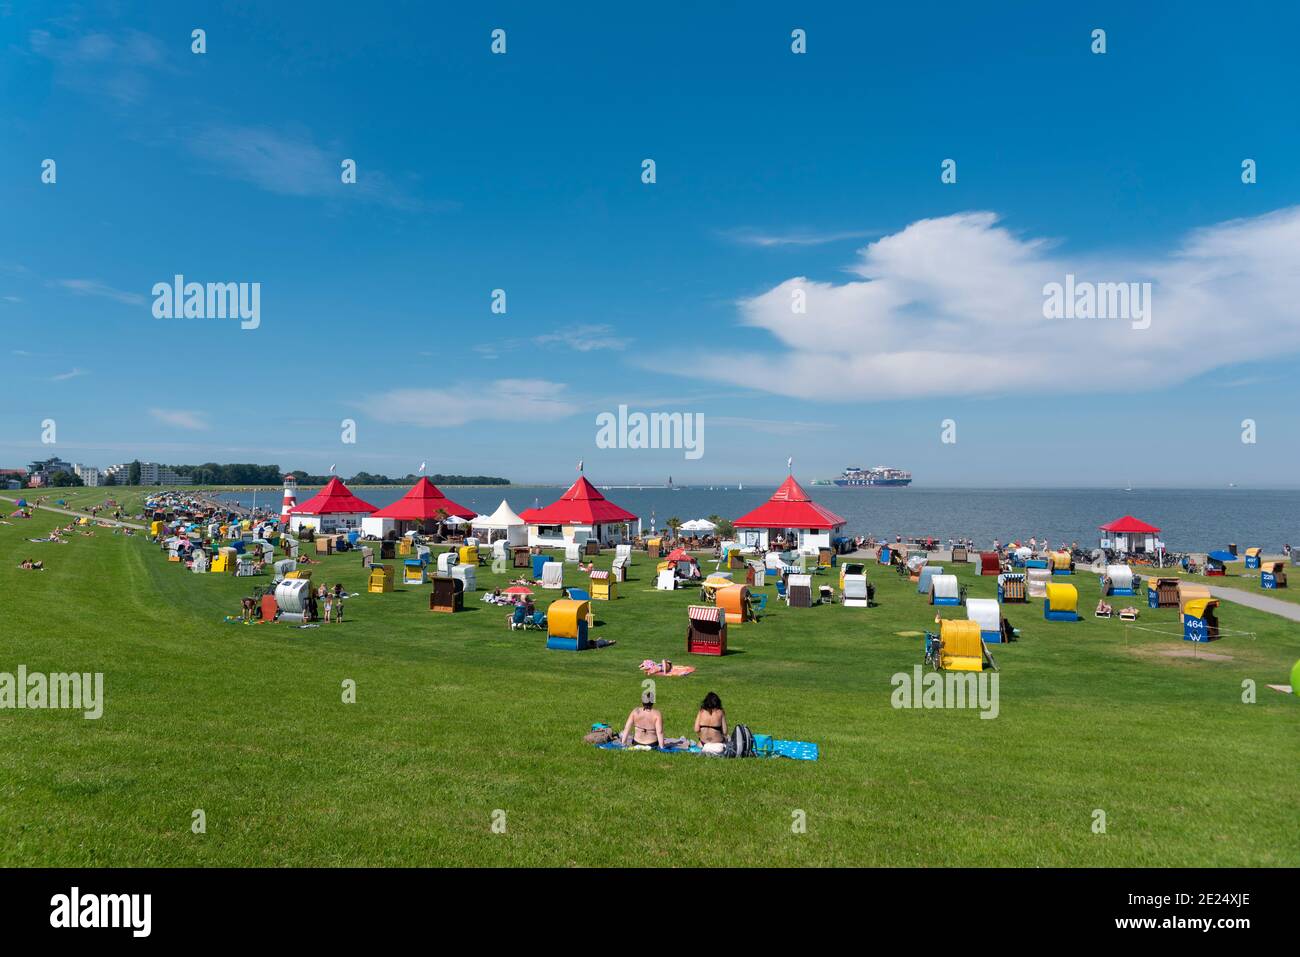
280, 474, 298, 527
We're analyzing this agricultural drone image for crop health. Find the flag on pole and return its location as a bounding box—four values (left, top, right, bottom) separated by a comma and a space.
418, 462, 426, 474
329, 464, 336, 474
786, 456, 793, 472
577, 459, 584, 472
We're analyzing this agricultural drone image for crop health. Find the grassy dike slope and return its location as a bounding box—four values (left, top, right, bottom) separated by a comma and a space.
1, 498, 1296, 866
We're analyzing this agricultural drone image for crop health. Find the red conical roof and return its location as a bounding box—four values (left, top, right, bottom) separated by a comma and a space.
1099, 515, 1160, 533
518, 476, 638, 525
371, 477, 476, 520
733, 475, 846, 530
290, 477, 377, 515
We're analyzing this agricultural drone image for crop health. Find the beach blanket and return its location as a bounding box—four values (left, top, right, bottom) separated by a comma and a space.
1267, 684, 1294, 695
597, 741, 700, 754
638, 660, 696, 677
594, 738, 819, 760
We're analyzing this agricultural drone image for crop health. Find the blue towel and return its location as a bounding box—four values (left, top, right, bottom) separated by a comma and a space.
771, 739, 819, 761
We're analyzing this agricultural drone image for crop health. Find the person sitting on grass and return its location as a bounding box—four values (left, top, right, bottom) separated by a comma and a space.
240, 597, 256, 622
19, 558, 44, 570
694, 691, 729, 755
620, 690, 665, 750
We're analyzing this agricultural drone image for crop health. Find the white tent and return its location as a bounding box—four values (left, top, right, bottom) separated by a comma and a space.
470, 500, 527, 546
679, 518, 717, 533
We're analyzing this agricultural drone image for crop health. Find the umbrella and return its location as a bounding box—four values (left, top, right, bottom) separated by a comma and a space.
445, 515, 468, 526
1207, 550, 1236, 563
504, 585, 533, 596
666, 547, 692, 562
679, 518, 716, 532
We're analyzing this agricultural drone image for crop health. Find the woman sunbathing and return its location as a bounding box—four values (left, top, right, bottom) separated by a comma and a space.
694, 691, 728, 755
19, 558, 44, 570
620, 690, 665, 749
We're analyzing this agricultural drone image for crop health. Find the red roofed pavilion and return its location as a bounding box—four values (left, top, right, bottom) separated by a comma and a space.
372, 477, 476, 522
1099, 515, 1163, 556
733, 475, 846, 552
288, 477, 377, 534
519, 476, 640, 547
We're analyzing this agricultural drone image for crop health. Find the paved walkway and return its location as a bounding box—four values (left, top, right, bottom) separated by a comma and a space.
0, 495, 145, 530
1205, 585, 1300, 623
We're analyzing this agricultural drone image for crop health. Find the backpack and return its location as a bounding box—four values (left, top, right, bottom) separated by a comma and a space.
725, 724, 755, 758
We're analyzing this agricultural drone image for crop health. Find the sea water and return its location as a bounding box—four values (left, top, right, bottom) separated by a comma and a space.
217, 486, 1298, 553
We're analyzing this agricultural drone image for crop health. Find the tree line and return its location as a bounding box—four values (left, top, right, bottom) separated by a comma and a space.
159, 463, 509, 486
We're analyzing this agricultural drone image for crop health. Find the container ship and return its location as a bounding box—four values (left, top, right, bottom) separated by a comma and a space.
814, 465, 912, 487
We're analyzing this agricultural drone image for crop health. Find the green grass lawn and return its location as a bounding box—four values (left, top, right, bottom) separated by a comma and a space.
1, 493, 1297, 866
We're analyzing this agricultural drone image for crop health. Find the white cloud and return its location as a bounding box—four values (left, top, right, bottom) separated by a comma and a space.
56, 279, 145, 306
51, 368, 87, 381
150, 409, 208, 430
532, 324, 630, 352
187, 124, 446, 211
362, 379, 578, 427
709, 416, 836, 436
29, 28, 168, 106
719, 227, 879, 248
708, 208, 1300, 399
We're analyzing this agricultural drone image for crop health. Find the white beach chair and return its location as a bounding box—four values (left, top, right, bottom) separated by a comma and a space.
541, 561, 564, 590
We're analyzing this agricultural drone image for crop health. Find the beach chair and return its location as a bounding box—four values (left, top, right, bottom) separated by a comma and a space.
656, 569, 676, 590
1262, 561, 1287, 589
1181, 597, 1220, 642
507, 604, 528, 630
546, 599, 589, 651
842, 574, 869, 608
403, 559, 427, 585
997, 573, 1026, 603
716, 584, 751, 624
951, 547, 968, 563
1043, 583, 1080, 621
1026, 568, 1051, 598
1244, 547, 1262, 570
540, 561, 564, 590
368, 564, 394, 593
966, 598, 1003, 642
451, 564, 477, 593
437, 551, 459, 575
929, 574, 962, 606
565, 587, 591, 601
590, 569, 617, 600
610, 555, 629, 582
1101, 564, 1136, 596
1095, 600, 1113, 619
615, 543, 632, 565
786, 573, 814, 608
513, 546, 531, 568
930, 619, 996, 672
686, 605, 727, 656
531, 554, 550, 578
429, 576, 463, 613
564, 542, 581, 563
1118, 606, 1139, 622
978, 552, 1001, 576
917, 565, 942, 595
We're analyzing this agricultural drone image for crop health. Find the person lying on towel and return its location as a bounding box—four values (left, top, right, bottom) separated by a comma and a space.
694, 692, 729, 755
621, 690, 665, 750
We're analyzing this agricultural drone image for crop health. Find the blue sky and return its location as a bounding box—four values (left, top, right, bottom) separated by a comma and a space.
2, 1, 1298, 486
